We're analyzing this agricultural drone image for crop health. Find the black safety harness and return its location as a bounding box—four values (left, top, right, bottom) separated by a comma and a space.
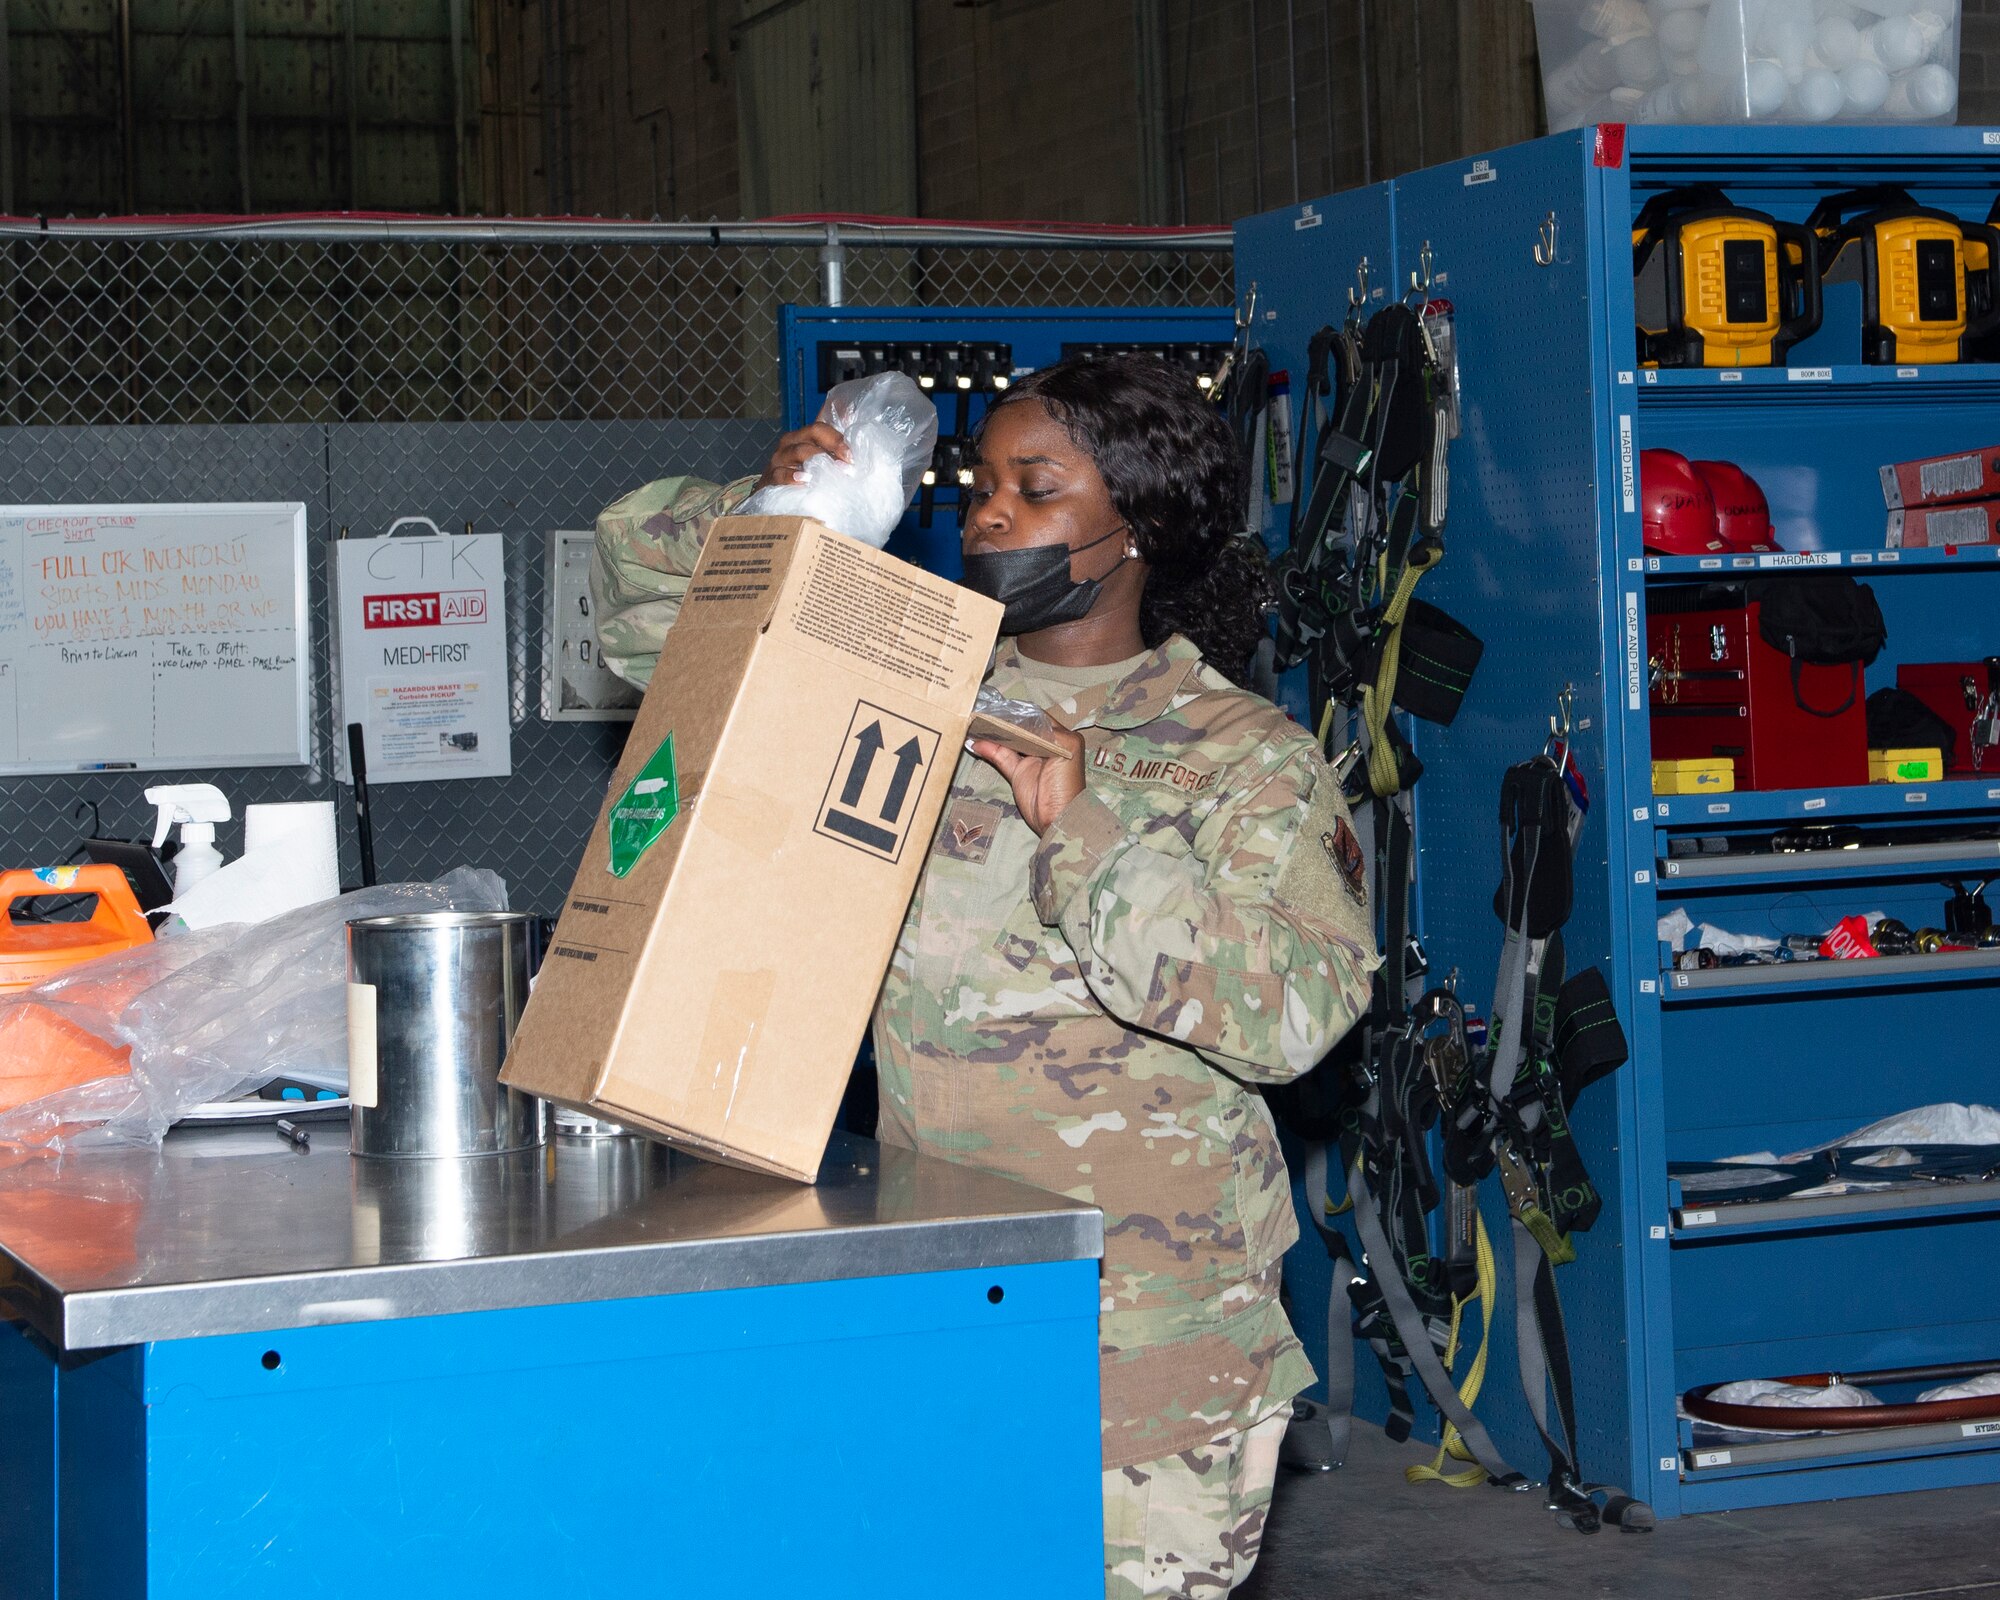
1434, 749, 1651, 1532
1263, 300, 1648, 1533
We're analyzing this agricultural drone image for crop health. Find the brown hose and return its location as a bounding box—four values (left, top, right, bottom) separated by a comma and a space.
1685, 1374, 2000, 1433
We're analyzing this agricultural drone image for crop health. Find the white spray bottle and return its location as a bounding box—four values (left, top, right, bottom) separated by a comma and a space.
145, 784, 232, 896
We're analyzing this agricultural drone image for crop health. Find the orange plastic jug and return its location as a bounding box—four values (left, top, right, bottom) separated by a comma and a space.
0, 866, 155, 993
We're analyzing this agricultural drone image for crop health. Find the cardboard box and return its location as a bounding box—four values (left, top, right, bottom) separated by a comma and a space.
502, 516, 1002, 1181
1887, 502, 2000, 548
1880, 446, 2000, 510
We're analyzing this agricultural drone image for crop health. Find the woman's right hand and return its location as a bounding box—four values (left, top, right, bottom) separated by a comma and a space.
757, 422, 849, 489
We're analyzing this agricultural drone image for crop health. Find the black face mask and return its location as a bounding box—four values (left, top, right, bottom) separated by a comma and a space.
960, 524, 1131, 636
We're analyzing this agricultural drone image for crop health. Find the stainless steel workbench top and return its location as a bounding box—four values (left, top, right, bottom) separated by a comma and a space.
0, 1126, 1102, 1352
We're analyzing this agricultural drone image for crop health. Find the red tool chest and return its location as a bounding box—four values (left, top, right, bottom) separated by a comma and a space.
1647, 588, 1869, 791
1897, 661, 2000, 774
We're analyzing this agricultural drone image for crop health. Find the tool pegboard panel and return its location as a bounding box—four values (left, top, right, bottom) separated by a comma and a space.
1240, 125, 2000, 1519
0, 420, 770, 915
778, 306, 1234, 582
1241, 135, 1648, 1497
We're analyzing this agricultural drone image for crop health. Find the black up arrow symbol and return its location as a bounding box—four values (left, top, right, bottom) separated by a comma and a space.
840, 722, 883, 806
879, 738, 924, 824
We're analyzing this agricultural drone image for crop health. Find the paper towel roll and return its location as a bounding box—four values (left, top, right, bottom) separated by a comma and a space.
246, 802, 340, 899
245, 800, 336, 856
170, 802, 341, 931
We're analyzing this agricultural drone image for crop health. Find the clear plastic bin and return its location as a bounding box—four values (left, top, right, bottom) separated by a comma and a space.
1531, 1, 1961, 129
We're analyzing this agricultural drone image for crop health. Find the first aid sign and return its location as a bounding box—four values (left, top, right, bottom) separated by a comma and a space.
364, 590, 489, 628
334, 526, 511, 785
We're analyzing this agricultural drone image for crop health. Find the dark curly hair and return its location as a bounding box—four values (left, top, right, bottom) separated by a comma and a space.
981, 353, 1272, 686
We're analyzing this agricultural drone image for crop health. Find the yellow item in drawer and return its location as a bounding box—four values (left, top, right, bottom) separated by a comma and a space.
1651, 758, 1735, 795
1869, 747, 1943, 783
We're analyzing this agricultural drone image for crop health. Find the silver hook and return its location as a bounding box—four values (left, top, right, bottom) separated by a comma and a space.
1550, 682, 1576, 740
1349, 256, 1372, 308
1408, 241, 1435, 298
1210, 281, 1258, 392
1534, 211, 1559, 267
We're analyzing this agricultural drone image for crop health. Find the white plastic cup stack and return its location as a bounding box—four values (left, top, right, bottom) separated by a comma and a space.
1884, 58, 1958, 114
1543, 36, 1627, 128
1788, 65, 1848, 117
1842, 58, 1894, 108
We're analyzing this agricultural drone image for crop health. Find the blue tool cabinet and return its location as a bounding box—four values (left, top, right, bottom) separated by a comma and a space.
1238, 126, 2000, 1517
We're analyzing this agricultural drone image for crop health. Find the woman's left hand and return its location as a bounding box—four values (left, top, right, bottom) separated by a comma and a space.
969, 727, 1088, 836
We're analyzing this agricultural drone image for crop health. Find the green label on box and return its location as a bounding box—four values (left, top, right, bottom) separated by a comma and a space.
608, 733, 678, 879
1896, 760, 1928, 781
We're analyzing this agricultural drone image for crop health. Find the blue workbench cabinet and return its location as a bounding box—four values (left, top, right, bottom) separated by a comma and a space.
0, 1132, 1107, 1595
1239, 125, 2000, 1517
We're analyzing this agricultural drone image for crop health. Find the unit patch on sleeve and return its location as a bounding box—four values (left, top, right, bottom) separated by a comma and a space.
1324, 815, 1368, 907
1274, 769, 1376, 954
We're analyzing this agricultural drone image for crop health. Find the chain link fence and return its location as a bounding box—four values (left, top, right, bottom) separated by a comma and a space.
0, 216, 1233, 909
0, 218, 1234, 426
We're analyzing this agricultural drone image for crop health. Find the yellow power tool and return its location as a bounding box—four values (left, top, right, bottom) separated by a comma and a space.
1632, 185, 1822, 369
1808, 186, 2000, 365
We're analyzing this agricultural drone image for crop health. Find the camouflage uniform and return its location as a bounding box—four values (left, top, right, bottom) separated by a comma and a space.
1104, 1408, 1290, 1600
591, 473, 758, 688
593, 477, 1380, 1597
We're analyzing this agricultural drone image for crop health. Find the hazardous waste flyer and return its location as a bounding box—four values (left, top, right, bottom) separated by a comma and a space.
365, 673, 509, 781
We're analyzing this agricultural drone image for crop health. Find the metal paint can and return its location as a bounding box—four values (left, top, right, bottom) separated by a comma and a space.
347, 911, 548, 1159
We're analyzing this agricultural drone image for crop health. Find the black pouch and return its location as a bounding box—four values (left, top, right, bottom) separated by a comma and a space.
1753, 573, 1886, 718
1391, 600, 1483, 726
1492, 759, 1574, 940
1359, 303, 1437, 482
1866, 686, 1959, 770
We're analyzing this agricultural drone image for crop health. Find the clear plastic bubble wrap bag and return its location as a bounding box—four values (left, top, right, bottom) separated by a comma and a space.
0, 867, 507, 1152
971, 688, 1064, 743
738, 372, 940, 548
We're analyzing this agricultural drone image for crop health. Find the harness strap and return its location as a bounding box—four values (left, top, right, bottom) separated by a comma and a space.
1513, 1222, 1655, 1533
1347, 1153, 1527, 1488
1300, 1141, 1360, 1469
1406, 1208, 1501, 1490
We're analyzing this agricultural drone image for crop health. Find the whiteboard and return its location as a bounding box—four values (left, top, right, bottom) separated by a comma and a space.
0, 503, 311, 775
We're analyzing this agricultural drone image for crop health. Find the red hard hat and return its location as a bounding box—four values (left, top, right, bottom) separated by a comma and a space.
1641, 449, 1725, 556
1694, 459, 1778, 552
